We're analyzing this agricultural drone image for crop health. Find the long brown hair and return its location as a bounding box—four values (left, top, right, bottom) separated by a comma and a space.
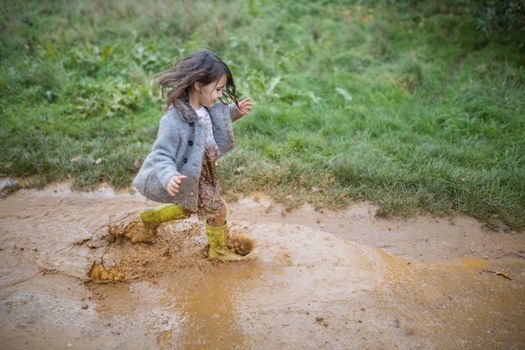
156, 49, 239, 107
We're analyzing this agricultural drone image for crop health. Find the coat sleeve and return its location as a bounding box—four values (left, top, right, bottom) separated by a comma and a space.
228, 102, 243, 122
151, 115, 181, 189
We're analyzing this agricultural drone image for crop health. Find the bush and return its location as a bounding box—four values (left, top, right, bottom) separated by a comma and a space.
387, 0, 525, 48
470, 0, 525, 46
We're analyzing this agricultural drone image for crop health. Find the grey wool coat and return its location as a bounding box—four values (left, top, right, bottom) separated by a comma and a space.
132, 99, 243, 211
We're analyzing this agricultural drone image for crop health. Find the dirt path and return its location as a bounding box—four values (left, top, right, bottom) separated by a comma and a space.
0, 183, 524, 349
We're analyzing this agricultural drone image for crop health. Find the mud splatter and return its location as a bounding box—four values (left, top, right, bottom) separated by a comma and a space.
89, 261, 125, 283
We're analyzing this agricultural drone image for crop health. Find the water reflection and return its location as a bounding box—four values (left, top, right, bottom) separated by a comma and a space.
168, 263, 258, 349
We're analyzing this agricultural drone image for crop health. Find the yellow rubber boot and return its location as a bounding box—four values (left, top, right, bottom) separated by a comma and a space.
126, 204, 189, 243
205, 222, 244, 262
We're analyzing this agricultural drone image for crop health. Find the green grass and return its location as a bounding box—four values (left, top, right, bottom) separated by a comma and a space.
1, 0, 524, 229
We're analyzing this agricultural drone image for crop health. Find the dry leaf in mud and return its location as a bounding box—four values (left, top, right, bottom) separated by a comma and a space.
484, 269, 512, 280
495, 271, 512, 280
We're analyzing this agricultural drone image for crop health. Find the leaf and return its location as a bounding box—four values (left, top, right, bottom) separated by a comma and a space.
306, 91, 320, 103
335, 87, 353, 102
234, 166, 245, 174
46, 41, 57, 58
484, 269, 512, 280
266, 76, 281, 95
495, 271, 512, 280
101, 45, 112, 63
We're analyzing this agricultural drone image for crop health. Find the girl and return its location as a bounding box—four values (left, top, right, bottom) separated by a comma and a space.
131, 49, 253, 262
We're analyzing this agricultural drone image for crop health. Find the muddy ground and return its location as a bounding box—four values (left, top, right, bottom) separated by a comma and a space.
0, 183, 524, 349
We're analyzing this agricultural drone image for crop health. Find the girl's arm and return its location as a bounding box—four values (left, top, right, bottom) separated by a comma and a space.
151, 115, 182, 191
228, 98, 253, 122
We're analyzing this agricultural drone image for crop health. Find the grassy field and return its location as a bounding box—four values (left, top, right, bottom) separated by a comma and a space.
1, 0, 524, 229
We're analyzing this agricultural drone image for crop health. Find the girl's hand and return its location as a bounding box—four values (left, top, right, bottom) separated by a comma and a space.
238, 98, 253, 116
166, 175, 187, 196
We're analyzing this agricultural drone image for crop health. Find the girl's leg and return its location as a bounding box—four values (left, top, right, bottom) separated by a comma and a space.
140, 203, 190, 227
125, 203, 189, 243
199, 182, 243, 262
203, 198, 227, 227
198, 151, 243, 261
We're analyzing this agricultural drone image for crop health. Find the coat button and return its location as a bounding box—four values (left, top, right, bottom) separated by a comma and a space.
183, 158, 188, 163
188, 140, 193, 146
189, 122, 194, 127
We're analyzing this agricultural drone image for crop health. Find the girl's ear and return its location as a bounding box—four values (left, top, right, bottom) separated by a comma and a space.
193, 81, 203, 92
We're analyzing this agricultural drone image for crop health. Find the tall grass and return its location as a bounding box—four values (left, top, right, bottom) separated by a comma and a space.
1, 0, 523, 229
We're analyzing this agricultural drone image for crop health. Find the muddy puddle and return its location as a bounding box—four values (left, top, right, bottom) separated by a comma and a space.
0, 183, 524, 349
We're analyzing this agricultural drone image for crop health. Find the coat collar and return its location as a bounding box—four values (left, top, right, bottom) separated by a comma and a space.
173, 99, 199, 122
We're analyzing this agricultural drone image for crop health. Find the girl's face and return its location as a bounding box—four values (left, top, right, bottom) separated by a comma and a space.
196, 74, 227, 108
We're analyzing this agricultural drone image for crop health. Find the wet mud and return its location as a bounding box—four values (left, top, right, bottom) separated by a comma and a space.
0, 183, 524, 349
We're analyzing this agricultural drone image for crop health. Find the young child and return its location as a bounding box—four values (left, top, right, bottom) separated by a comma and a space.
131, 49, 253, 262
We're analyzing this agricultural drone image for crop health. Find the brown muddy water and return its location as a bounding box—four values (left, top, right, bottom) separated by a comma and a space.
0, 183, 524, 349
